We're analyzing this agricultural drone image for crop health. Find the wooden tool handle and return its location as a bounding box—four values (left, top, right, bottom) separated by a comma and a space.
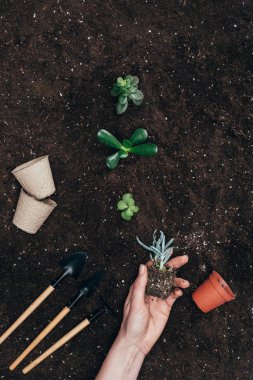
0, 285, 55, 345
23, 318, 90, 374
10, 306, 70, 370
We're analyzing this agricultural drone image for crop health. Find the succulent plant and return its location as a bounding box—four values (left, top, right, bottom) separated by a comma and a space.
117, 193, 139, 221
97, 128, 158, 169
136, 230, 174, 270
111, 75, 144, 115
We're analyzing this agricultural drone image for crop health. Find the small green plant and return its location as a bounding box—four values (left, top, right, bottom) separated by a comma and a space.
111, 75, 144, 115
136, 230, 174, 270
117, 193, 139, 221
97, 128, 158, 169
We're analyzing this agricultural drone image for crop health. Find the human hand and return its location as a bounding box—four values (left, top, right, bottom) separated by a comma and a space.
96, 255, 189, 380
118, 255, 189, 356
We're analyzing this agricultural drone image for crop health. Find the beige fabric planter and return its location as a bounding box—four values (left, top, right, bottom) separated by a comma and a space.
13, 189, 57, 234
12, 155, 56, 200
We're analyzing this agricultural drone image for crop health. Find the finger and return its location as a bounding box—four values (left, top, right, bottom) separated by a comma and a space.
173, 277, 190, 288
145, 260, 153, 268
165, 288, 183, 310
124, 284, 134, 309
167, 255, 189, 269
132, 264, 148, 307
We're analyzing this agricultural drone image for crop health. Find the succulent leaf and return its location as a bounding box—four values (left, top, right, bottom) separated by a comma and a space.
125, 75, 133, 82
132, 76, 139, 85
116, 100, 128, 115
130, 205, 139, 213
122, 193, 133, 202
117, 200, 128, 210
131, 98, 143, 106
129, 143, 158, 156
97, 129, 123, 150
121, 210, 132, 221
119, 94, 128, 105
129, 90, 144, 101
126, 197, 135, 207
111, 75, 143, 114
118, 193, 139, 221
106, 152, 121, 169
129, 128, 148, 145
118, 150, 128, 158
136, 231, 174, 270
122, 139, 132, 149
125, 209, 134, 218
111, 86, 121, 97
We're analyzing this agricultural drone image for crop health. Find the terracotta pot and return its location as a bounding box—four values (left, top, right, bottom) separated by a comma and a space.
192, 271, 235, 313
12, 155, 56, 200
13, 189, 57, 234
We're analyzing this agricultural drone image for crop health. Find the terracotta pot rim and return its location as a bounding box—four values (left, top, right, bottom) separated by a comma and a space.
12, 155, 49, 174
209, 271, 235, 301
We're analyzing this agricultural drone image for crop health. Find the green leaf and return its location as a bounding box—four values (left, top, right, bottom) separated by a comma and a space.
125, 75, 133, 82
117, 200, 128, 210
130, 90, 144, 102
97, 129, 123, 150
121, 210, 132, 221
116, 100, 128, 115
111, 86, 121, 97
125, 209, 134, 218
129, 128, 148, 145
131, 98, 143, 106
126, 197, 135, 207
122, 193, 133, 202
132, 98, 143, 106
132, 76, 139, 85
119, 95, 128, 105
117, 77, 124, 85
130, 205, 139, 213
125, 79, 131, 88
129, 143, 158, 156
106, 152, 121, 169
118, 150, 128, 158
122, 139, 132, 149
129, 85, 137, 94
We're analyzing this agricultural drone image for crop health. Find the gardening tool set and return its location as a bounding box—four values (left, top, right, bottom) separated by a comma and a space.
0, 252, 114, 374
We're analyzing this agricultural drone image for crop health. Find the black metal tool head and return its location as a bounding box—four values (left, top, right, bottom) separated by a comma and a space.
51, 252, 88, 288
60, 252, 88, 279
68, 271, 105, 309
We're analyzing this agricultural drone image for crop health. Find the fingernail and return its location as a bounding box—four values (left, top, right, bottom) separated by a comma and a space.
184, 280, 190, 285
139, 264, 145, 275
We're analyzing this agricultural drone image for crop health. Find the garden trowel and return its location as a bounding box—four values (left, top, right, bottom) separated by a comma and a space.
10, 271, 104, 370
0, 251, 87, 345
22, 296, 117, 374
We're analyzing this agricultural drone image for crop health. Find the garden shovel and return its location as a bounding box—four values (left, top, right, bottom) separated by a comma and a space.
10, 271, 104, 370
22, 297, 117, 374
0, 252, 87, 345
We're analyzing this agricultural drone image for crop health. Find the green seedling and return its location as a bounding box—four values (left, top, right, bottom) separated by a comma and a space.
137, 230, 174, 270
97, 128, 158, 169
117, 193, 139, 221
111, 75, 144, 115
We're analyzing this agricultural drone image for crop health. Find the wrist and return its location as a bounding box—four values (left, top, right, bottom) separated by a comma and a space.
107, 330, 145, 379
114, 329, 146, 359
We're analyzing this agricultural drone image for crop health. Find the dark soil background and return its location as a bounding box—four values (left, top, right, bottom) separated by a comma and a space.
0, 0, 252, 379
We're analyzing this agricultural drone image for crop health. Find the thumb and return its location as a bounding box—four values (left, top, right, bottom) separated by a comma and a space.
132, 264, 148, 306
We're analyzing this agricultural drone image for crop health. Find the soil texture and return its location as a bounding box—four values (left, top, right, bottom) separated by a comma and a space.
147, 265, 176, 299
0, 0, 252, 380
